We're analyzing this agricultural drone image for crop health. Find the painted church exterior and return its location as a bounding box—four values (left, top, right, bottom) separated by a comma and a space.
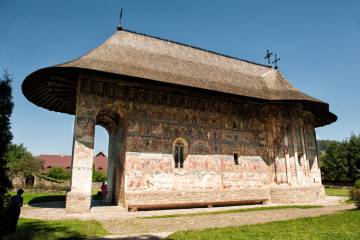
22, 29, 336, 212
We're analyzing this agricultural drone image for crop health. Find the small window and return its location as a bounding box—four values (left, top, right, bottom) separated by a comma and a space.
65, 166, 70, 169
98, 167, 103, 170
298, 153, 303, 166
233, 122, 237, 129
47, 166, 52, 169
174, 143, 185, 168
234, 153, 239, 165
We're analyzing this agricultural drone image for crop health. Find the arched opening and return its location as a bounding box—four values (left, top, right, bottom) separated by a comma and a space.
25, 175, 35, 186
91, 110, 125, 207
92, 125, 109, 205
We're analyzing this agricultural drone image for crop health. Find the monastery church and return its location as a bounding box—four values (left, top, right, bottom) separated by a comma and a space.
22, 28, 336, 212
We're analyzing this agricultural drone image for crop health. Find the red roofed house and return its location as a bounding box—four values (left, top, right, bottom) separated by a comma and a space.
38, 152, 107, 173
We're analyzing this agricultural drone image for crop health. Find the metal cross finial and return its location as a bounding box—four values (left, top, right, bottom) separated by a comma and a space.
264, 49, 273, 66
117, 8, 123, 30
272, 53, 280, 69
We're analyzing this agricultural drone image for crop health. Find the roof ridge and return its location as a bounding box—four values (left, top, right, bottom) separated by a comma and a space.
121, 28, 271, 68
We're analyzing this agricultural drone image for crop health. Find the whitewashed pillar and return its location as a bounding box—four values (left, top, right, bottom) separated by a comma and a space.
66, 96, 96, 213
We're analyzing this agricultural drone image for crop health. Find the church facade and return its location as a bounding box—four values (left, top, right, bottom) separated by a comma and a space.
22, 29, 336, 213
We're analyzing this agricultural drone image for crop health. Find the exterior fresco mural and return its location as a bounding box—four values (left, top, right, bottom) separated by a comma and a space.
65, 75, 324, 211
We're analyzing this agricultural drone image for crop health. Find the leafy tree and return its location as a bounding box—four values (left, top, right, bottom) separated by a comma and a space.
93, 170, 106, 182
346, 134, 360, 181
320, 134, 360, 183
92, 165, 106, 182
0, 70, 13, 210
317, 139, 340, 155
5, 143, 44, 182
320, 142, 349, 182
48, 167, 71, 180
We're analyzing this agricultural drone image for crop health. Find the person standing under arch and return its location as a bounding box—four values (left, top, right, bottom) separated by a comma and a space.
100, 182, 108, 203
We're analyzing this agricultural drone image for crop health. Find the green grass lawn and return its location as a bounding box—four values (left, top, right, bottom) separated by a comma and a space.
141, 205, 321, 219
18, 192, 66, 205
2, 218, 108, 240
167, 210, 360, 240
325, 187, 352, 197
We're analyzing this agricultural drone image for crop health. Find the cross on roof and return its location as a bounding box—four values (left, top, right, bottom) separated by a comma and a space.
117, 8, 124, 30
272, 54, 280, 69
264, 49, 273, 66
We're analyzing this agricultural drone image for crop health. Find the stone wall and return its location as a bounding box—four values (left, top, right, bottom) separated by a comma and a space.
270, 184, 325, 203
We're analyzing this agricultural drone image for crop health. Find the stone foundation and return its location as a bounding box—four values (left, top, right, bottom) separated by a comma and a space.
270, 184, 325, 203
126, 187, 270, 210
65, 192, 92, 213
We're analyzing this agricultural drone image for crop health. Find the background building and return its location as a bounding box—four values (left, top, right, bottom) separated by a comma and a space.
38, 152, 107, 173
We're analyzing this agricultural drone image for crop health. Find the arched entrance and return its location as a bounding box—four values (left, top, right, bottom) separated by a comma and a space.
95, 110, 125, 206
92, 125, 110, 205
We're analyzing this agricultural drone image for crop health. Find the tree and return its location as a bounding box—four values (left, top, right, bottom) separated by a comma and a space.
5, 143, 44, 183
0, 70, 13, 210
92, 164, 106, 182
320, 134, 360, 183
346, 134, 360, 180
92, 169, 106, 182
320, 141, 349, 182
317, 139, 340, 155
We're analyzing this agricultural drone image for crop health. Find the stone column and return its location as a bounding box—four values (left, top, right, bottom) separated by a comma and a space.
66, 104, 96, 213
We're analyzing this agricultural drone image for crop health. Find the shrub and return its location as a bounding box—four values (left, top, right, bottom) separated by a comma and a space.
354, 179, 360, 189
92, 170, 106, 182
48, 167, 71, 180
351, 189, 360, 208
35, 173, 64, 183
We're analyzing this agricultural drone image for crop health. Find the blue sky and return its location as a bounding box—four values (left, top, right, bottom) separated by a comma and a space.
1, 0, 359, 155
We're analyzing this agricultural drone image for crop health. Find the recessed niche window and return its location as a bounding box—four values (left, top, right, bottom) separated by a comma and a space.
233, 122, 237, 129
298, 152, 303, 166
173, 138, 188, 169
234, 153, 239, 165
174, 143, 185, 168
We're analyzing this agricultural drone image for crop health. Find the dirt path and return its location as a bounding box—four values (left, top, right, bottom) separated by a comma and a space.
101, 204, 354, 237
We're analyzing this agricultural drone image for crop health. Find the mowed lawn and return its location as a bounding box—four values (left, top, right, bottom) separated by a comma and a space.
2, 218, 108, 240
18, 191, 66, 205
2, 187, 355, 239
167, 210, 360, 240
324, 187, 352, 197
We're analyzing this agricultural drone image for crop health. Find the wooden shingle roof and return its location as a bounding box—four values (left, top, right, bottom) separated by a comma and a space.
22, 29, 336, 127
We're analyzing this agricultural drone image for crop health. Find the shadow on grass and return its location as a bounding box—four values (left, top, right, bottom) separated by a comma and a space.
28, 194, 100, 208
28, 195, 66, 204
2, 220, 84, 240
